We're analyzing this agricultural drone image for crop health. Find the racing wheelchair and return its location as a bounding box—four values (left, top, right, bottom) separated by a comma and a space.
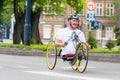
45, 31, 89, 73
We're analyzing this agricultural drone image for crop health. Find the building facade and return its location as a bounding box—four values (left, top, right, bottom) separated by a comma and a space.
39, 0, 116, 47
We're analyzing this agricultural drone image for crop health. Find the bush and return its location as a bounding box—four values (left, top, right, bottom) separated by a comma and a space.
116, 36, 120, 46
87, 33, 97, 49
116, 36, 120, 49
105, 39, 115, 50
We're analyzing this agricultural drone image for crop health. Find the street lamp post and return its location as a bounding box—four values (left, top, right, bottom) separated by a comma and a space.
24, 0, 31, 45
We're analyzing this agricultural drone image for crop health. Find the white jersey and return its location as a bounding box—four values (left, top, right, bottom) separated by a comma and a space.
55, 27, 86, 55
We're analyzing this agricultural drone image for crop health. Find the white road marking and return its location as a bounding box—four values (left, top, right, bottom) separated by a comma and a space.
18, 66, 29, 69
62, 66, 96, 69
24, 71, 113, 80
0, 65, 29, 69
87, 66, 96, 68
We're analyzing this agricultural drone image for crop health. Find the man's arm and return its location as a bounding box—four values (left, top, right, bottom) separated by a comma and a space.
55, 38, 65, 47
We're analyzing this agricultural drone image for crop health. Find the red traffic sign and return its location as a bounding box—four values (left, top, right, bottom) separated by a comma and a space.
86, 0, 96, 11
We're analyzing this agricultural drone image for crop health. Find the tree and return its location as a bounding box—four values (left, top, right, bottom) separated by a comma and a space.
66, 0, 85, 14
110, 0, 120, 38
1, 0, 86, 44
87, 32, 97, 49
113, 25, 120, 38
116, 36, 120, 49
2, 1, 13, 22
0, 0, 4, 25
13, 0, 66, 44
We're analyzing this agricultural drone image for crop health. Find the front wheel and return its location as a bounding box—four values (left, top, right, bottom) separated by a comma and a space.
76, 43, 89, 73
46, 40, 57, 70
71, 59, 78, 71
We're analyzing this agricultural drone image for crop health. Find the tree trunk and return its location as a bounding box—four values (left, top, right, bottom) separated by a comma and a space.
13, 14, 25, 44
31, 11, 43, 44
13, 0, 43, 44
13, 0, 25, 44
13, 12, 43, 44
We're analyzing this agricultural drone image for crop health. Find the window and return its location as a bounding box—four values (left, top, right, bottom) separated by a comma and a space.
95, 3, 103, 16
96, 29, 102, 40
106, 27, 113, 39
106, 3, 114, 16
43, 25, 51, 38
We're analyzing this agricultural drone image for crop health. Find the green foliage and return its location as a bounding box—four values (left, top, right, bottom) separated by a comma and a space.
66, 0, 86, 14
0, 42, 47, 51
18, 0, 26, 12
116, 36, 120, 46
0, 0, 86, 26
32, 0, 86, 16
105, 39, 115, 50
87, 33, 97, 49
0, 42, 120, 53
113, 0, 120, 11
1, 0, 13, 27
32, 0, 67, 16
113, 25, 120, 38
90, 48, 120, 54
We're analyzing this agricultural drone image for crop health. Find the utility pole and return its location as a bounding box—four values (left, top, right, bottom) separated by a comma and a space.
24, 0, 31, 45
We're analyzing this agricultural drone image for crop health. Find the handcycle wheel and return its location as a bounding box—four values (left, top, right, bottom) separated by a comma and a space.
71, 59, 78, 71
46, 40, 57, 70
76, 43, 89, 73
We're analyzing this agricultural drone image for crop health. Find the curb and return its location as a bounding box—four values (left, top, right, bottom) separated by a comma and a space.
0, 47, 120, 63
89, 53, 120, 63
0, 47, 45, 56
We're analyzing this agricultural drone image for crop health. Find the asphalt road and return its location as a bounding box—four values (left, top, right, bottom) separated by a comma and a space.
0, 54, 120, 80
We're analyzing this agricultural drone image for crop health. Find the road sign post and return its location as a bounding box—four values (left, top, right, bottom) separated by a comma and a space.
86, 0, 96, 22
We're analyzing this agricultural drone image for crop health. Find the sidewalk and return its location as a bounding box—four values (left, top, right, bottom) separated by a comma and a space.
2, 39, 49, 44
3, 39, 13, 43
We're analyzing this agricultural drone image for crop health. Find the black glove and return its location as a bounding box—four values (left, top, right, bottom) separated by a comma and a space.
64, 42, 68, 46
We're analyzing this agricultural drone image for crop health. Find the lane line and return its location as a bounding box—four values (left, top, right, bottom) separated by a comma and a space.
18, 66, 29, 69
24, 70, 113, 80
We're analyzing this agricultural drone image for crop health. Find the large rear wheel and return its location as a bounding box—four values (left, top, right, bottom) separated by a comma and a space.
76, 43, 89, 73
46, 40, 57, 70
